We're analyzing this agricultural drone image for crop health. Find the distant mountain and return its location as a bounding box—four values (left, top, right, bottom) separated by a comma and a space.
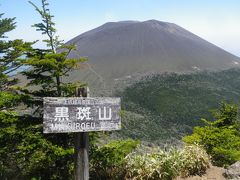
63, 20, 240, 144
66, 20, 240, 93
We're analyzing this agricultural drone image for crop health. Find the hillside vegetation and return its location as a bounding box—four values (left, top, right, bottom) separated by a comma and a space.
117, 68, 240, 144
1, 0, 240, 179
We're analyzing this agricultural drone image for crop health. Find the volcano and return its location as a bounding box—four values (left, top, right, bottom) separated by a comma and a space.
65, 20, 240, 93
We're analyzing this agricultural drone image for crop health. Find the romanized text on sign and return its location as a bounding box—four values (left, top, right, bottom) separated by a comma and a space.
43, 97, 121, 133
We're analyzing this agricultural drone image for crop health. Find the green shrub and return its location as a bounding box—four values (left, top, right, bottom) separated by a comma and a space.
183, 103, 240, 167
180, 145, 210, 177
90, 139, 140, 180
125, 144, 210, 180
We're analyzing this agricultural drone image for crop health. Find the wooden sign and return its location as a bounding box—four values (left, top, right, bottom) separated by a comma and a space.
43, 97, 121, 133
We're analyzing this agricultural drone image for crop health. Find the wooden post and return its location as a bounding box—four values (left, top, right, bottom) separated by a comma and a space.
74, 87, 89, 180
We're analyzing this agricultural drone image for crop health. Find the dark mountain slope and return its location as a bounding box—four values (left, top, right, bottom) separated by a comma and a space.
62, 20, 240, 144
66, 20, 240, 93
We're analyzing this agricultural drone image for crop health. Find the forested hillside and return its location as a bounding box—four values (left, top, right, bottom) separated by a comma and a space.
117, 68, 240, 144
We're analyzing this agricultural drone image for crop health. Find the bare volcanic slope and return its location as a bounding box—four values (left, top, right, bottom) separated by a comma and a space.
66, 20, 240, 91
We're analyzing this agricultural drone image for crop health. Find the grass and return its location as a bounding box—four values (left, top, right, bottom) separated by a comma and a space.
125, 144, 210, 180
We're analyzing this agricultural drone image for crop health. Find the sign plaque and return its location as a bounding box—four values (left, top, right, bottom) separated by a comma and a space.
43, 97, 121, 133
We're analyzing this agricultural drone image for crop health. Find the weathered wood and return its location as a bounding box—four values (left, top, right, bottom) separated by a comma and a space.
43, 97, 121, 133
75, 87, 89, 180
43, 87, 121, 180
75, 131, 89, 180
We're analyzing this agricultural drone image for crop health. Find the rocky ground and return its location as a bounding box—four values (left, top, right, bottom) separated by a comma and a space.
176, 165, 226, 180
176, 162, 240, 180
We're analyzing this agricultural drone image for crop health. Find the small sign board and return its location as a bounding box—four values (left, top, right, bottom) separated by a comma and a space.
43, 97, 121, 133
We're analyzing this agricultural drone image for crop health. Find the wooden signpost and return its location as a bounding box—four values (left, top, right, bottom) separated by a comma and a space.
43, 97, 121, 133
43, 87, 121, 180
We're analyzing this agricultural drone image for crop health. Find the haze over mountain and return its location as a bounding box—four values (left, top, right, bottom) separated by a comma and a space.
66, 20, 240, 92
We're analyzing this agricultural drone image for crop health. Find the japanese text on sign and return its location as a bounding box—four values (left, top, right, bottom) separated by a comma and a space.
43, 97, 121, 133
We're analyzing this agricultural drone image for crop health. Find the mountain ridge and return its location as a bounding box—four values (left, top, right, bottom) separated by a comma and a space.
65, 20, 240, 94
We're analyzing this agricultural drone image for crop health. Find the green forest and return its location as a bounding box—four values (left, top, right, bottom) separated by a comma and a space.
1, 0, 240, 179
118, 69, 240, 144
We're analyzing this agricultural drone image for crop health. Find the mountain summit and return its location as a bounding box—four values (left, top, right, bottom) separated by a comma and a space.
66, 20, 240, 90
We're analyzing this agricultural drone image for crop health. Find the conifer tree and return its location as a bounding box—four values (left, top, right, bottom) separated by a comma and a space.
0, 14, 32, 178
8, 0, 87, 178
183, 103, 240, 166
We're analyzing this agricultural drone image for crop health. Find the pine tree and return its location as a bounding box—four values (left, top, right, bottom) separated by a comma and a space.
183, 103, 240, 166
0, 14, 32, 178
24, 0, 86, 98
8, 0, 87, 178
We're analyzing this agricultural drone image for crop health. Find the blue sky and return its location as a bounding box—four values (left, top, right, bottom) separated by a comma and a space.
1, 0, 240, 56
